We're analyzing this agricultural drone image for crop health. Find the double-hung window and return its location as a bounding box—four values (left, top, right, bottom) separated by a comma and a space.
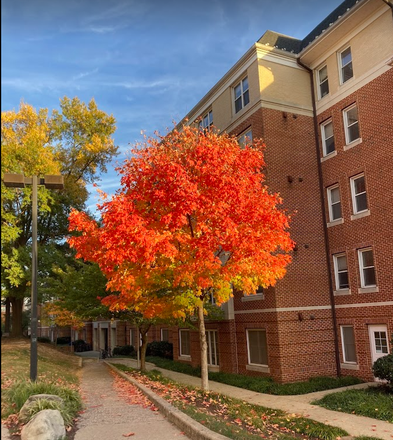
340, 47, 353, 83
161, 328, 169, 341
358, 248, 377, 288
199, 110, 213, 132
333, 254, 349, 291
179, 329, 190, 357
350, 174, 368, 215
343, 104, 360, 144
247, 329, 268, 366
206, 330, 219, 366
234, 77, 250, 113
238, 128, 252, 148
321, 120, 335, 157
341, 326, 357, 363
318, 65, 329, 98
327, 185, 342, 222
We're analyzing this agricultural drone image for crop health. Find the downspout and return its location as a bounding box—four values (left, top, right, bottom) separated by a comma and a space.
381, 0, 393, 9
297, 57, 341, 378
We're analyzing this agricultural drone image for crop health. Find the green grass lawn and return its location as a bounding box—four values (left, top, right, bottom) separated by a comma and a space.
312, 387, 393, 423
1, 338, 82, 433
143, 355, 363, 395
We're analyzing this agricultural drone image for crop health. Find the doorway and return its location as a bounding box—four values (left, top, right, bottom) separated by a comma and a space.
368, 324, 389, 379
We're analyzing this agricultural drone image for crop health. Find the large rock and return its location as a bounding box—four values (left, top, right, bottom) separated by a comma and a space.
21, 409, 65, 440
19, 394, 64, 424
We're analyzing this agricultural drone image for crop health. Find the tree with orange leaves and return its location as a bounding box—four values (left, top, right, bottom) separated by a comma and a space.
68, 125, 293, 390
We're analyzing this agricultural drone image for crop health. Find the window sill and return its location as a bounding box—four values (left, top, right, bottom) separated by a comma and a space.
327, 218, 344, 228
344, 138, 362, 151
246, 364, 270, 373
241, 294, 265, 302
178, 355, 191, 361
358, 286, 379, 294
351, 210, 370, 221
321, 150, 337, 162
341, 362, 359, 370
334, 289, 351, 296
208, 365, 220, 373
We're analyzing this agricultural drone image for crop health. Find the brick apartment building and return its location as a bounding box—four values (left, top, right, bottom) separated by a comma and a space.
86, 0, 392, 383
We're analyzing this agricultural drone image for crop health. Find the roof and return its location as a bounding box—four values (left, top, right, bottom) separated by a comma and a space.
258, 0, 364, 54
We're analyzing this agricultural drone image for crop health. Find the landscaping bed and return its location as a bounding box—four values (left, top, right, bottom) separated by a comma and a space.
144, 356, 363, 395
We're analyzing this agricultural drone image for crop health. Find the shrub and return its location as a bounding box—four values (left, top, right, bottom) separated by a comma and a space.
372, 354, 393, 388
146, 341, 173, 359
72, 339, 92, 352
37, 337, 51, 343
112, 345, 136, 356
56, 336, 71, 345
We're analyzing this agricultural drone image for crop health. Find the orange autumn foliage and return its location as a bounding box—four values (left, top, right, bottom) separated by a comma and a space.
68, 125, 294, 317
43, 303, 85, 330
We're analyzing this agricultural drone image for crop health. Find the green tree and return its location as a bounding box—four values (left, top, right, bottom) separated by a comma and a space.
1, 97, 118, 336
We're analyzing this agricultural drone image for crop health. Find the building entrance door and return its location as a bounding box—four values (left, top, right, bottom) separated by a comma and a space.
368, 325, 389, 380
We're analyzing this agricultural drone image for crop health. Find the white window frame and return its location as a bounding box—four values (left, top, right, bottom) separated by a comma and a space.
161, 328, 169, 341
333, 253, 349, 292
199, 110, 213, 132
340, 325, 357, 364
179, 329, 191, 358
350, 173, 368, 215
242, 285, 265, 302
234, 76, 250, 114
317, 65, 329, 99
343, 104, 360, 146
206, 330, 219, 366
339, 46, 353, 84
327, 185, 342, 223
246, 329, 268, 367
320, 119, 335, 157
358, 248, 377, 288
238, 128, 252, 148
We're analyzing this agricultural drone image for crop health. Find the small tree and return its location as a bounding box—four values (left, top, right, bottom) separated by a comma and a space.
68, 125, 293, 390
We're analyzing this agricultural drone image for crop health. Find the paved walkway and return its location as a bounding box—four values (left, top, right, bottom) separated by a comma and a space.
108, 359, 393, 440
75, 359, 189, 440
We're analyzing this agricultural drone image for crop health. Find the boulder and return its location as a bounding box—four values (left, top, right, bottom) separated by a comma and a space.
21, 409, 65, 440
19, 394, 64, 424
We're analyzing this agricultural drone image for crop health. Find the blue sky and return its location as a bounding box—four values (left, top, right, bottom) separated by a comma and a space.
1, 0, 343, 214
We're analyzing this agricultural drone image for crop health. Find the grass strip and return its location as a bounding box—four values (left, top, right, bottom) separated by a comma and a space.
312, 387, 393, 423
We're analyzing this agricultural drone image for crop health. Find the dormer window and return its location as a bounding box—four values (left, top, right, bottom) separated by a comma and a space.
234, 77, 249, 113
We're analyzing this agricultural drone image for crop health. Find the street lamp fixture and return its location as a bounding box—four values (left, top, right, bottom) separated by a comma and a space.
3, 173, 64, 381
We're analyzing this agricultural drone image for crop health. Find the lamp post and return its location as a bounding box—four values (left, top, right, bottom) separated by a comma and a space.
3, 173, 64, 381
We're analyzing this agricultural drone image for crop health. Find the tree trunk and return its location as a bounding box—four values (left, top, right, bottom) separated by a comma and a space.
139, 324, 151, 372
5, 298, 11, 333
10, 296, 24, 337
198, 300, 209, 391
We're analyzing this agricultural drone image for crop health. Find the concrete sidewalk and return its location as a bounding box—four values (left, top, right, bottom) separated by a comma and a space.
107, 358, 393, 440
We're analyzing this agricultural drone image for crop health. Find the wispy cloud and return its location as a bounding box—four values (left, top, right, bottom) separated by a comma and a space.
72, 68, 99, 81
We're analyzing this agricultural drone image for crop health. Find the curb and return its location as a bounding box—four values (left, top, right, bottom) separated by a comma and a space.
105, 362, 230, 440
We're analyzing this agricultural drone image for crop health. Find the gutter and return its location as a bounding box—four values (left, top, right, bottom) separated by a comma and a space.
296, 58, 341, 378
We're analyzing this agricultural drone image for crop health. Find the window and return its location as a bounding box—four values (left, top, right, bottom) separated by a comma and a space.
321, 120, 335, 156
358, 248, 376, 287
161, 328, 169, 341
340, 47, 353, 83
374, 331, 389, 354
350, 174, 368, 214
341, 326, 357, 363
343, 104, 360, 144
130, 328, 137, 348
206, 330, 219, 366
199, 110, 213, 132
234, 76, 250, 113
327, 185, 342, 222
333, 254, 349, 290
179, 329, 190, 357
238, 128, 252, 148
318, 65, 329, 98
247, 330, 268, 366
